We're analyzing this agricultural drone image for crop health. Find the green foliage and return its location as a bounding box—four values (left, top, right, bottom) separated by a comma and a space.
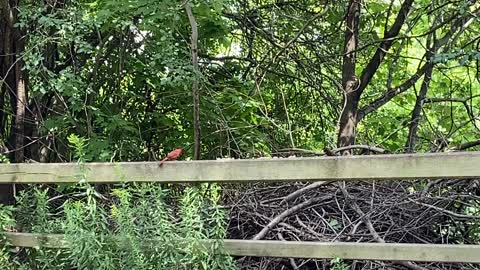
0, 205, 15, 230
0, 137, 235, 269
18, 0, 194, 161
0, 204, 20, 270
0, 155, 10, 164
68, 134, 88, 162
331, 257, 349, 270
1, 184, 235, 269
3, 0, 480, 268
0, 245, 16, 270
8, 0, 480, 158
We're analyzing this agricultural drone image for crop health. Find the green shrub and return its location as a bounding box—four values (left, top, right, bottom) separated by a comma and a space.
1, 183, 235, 270
0, 134, 235, 269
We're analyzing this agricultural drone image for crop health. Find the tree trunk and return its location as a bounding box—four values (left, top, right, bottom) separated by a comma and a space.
337, 0, 414, 151
404, 33, 436, 153
404, 65, 432, 153
0, 0, 26, 204
405, 43, 434, 153
1, 0, 14, 205
1, 0, 26, 162
13, 25, 27, 162
337, 0, 361, 152
184, 1, 201, 160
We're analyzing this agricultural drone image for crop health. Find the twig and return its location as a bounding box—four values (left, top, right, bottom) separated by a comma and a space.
282, 181, 329, 203
253, 196, 331, 240
276, 148, 324, 155
407, 198, 480, 220
277, 144, 386, 156
277, 233, 299, 269
295, 216, 328, 241
447, 139, 480, 151
331, 144, 386, 154
340, 185, 428, 270
256, 7, 330, 88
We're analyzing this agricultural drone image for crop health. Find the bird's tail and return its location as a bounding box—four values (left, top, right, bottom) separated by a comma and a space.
159, 157, 168, 167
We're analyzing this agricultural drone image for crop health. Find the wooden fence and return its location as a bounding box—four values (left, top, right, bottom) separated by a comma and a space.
2, 152, 480, 263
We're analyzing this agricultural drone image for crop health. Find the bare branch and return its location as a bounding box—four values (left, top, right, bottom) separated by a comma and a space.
184, 1, 201, 160
358, 64, 428, 121
340, 185, 428, 270
448, 139, 480, 151
358, 6, 480, 120
253, 196, 331, 240
282, 181, 329, 203
357, 0, 414, 95
332, 144, 386, 154
407, 198, 480, 220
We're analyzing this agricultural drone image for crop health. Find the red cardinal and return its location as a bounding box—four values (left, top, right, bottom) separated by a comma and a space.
159, 148, 183, 166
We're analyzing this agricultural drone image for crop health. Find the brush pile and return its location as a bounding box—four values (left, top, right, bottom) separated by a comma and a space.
224, 179, 480, 269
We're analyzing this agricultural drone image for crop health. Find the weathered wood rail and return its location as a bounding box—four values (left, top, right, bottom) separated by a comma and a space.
2, 152, 480, 263
4, 232, 480, 263
1, 152, 480, 183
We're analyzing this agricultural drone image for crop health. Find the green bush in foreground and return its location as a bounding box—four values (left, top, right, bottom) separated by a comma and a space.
1, 183, 236, 270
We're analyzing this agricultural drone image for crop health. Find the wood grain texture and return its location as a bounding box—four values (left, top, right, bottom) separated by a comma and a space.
4, 233, 480, 263
0, 152, 479, 183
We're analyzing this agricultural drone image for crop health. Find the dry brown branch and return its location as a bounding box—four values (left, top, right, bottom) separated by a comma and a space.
339, 185, 428, 270
226, 178, 479, 269
447, 140, 480, 151
282, 181, 329, 203
407, 198, 480, 220
277, 233, 299, 270
332, 144, 386, 154
253, 196, 332, 240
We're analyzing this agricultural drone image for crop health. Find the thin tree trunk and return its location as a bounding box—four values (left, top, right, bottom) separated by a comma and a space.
184, 1, 201, 160
337, 0, 361, 152
405, 46, 434, 153
404, 33, 436, 153
0, 0, 26, 204
404, 65, 432, 153
1, 0, 26, 162
0, 2, 6, 138
404, 9, 479, 152
13, 25, 26, 162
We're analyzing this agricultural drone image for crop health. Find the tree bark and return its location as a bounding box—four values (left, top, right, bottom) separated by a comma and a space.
405, 63, 433, 153
13, 24, 27, 162
1, 0, 27, 162
337, 0, 414, 151
0, 0, 12, 204
0, 0, 26, 204
337, 0, 361, 152
184, 1, 201, 160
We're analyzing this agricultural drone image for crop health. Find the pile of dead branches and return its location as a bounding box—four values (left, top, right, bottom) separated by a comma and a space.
223, 179, 480, 270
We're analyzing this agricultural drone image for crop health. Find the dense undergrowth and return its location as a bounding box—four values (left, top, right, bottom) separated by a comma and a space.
1, 183, 235, 270
0, 135, 235, 270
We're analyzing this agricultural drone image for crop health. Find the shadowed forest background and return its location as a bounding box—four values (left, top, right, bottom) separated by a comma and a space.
0, 0, 479, 269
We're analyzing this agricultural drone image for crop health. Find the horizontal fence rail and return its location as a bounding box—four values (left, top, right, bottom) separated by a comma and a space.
1, 152, 480, 183
4, 232, 480, 263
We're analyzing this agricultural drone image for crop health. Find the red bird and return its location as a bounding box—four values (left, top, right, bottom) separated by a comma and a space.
159, 148, 183, 166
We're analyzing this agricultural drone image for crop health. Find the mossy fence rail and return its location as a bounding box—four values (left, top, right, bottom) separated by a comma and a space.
2, 152, 480, 263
